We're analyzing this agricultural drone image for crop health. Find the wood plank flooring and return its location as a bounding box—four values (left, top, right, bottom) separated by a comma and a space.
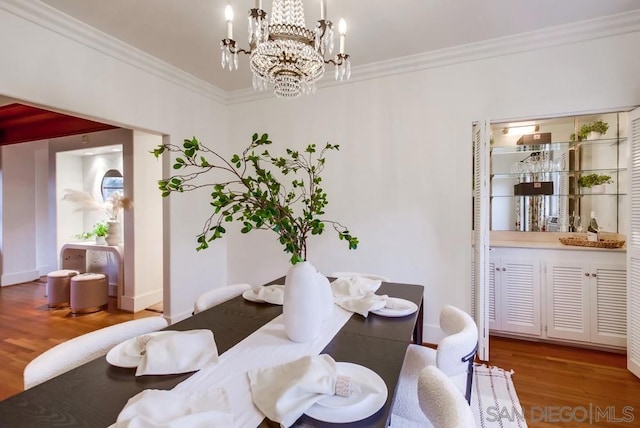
1, 280, 639, 427
486, 336, 640, 427
0, 279, 159, 400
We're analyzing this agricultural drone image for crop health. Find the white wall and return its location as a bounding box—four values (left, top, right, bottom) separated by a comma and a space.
228, 32, 640, 342
0, 4, 228, 321
52, 129, 129, 254
0, 140, 48, 285
34, 142, 56, 275
1, 1, 639, 334
83, 151, 123, 227
125, 130, 163, 312
54, 150, 83, 252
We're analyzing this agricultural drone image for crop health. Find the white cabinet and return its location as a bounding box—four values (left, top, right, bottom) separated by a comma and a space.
546, 259, 626, 347
488, 245, 627, 349
489, 249, 541, 336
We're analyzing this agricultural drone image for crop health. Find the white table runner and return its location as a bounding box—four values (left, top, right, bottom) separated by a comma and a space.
173, 305, 353, 427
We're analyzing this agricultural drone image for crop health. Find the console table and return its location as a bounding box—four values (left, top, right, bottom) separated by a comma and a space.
59, 243, 124, 308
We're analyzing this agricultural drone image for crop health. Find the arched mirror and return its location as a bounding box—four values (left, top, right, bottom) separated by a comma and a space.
101, 169, 123, 201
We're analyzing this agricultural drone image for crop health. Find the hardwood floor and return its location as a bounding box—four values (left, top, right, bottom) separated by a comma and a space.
0, 279, 160, 400
1, 281, 639, 427
487, 336, 640, 427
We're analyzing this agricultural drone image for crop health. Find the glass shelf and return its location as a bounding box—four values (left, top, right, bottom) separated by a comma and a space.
491, 193, 626, 199
490, 167, 627, 179
491, 136, 627, 154
487, 111, 627, 233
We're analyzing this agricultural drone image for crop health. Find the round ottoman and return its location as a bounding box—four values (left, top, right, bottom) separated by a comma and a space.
46, 270, 79, 308
70, 273, 108, 314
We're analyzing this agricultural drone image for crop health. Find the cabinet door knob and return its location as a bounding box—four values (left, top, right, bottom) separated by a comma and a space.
496, 267, 500, 271
585, 273, 590, 277
591, 273, 597, 277
502, 267, 506, 271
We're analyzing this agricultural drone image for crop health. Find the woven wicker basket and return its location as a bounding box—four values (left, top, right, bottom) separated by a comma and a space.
559, 236, 625, 249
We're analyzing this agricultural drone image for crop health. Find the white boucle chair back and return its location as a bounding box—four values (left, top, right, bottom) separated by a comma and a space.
435, 305, 478, 377
24, 316, 168, 390
417, 366, 476, 428
193, 283, 252, 314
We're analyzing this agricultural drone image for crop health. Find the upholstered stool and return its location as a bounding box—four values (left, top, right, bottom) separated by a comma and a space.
70, 273, 108, 314
46, 270, 79, 308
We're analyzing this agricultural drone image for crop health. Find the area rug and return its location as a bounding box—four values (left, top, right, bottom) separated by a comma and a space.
472, 364, 528, 427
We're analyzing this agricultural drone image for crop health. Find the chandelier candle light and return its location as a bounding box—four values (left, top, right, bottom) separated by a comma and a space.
221, 0, 351, 98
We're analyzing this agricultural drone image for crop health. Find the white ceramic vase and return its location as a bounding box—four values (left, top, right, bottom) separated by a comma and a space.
105, 220, 122, 246
283, 261, 324, 343
316, 274, 334, 321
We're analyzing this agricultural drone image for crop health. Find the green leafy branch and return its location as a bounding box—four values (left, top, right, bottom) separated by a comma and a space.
152, 133, 358, 264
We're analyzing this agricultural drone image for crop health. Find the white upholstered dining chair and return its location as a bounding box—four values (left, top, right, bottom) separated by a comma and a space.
391, 305, 478, 426
329, 272, 391, 282
416, 366, 476, 428
193, 283, 252, 314
24, 316, 168, 389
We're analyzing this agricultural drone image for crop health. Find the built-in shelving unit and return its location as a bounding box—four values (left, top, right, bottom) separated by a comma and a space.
489, 112, 628, 233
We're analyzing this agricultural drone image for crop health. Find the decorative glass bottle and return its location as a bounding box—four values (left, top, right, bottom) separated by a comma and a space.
587, 211, 600, 242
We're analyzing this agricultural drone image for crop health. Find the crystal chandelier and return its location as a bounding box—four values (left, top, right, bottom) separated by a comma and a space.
220, 0, 351, 98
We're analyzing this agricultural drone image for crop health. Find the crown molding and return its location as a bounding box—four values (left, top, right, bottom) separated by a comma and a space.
0, 0, 228, 105
3, 1, 639, 106
228, 9, 640, 104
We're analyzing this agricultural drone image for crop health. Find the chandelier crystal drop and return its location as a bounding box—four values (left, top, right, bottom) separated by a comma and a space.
220, 0, 351, 99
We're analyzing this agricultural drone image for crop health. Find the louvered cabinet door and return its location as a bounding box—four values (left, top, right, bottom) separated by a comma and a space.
546, 261, 591, 342
590, 264, 627, 347
500, 258, 540, 335
488, 257, 500, 330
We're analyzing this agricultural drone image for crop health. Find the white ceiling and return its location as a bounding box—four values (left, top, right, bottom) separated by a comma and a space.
38, 0, 640, 92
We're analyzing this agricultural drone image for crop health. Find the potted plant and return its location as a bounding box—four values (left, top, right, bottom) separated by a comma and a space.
62, 189, 132, 246
578, 173, 613, 194
152, 133, 359, 342
76, 221, 109, 244
570, 120, 609, 142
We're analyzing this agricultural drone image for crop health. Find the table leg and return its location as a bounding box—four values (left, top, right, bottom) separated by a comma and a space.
412, 299, 424, 345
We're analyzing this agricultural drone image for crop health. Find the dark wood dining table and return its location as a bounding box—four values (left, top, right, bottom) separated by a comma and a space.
0, 279, 424, 428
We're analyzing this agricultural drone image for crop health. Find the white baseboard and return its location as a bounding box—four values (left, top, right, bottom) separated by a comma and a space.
120, 289, 163, 313
164, 310, 192, 325
38, 265, 57, 277
1, 269, 40, 286
422, 323, 444, 346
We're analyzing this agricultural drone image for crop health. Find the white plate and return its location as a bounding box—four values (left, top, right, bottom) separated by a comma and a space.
305, 362, 387, 423
242, 285, 284, 305
370, 298, 418, 318
242, 289, 264, 303
106, 331, 174, 368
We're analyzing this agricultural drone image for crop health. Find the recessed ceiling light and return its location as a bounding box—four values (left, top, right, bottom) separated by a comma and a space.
84, 151, 94, 156
111, 148, 122, 152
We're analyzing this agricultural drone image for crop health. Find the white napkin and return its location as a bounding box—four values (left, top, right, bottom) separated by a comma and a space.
248, 354, 341, 428
331, 277, 387, 317
255, 284, 285, 305
109, 388, 232, 428
334, 292, 389, 317
330, 276, 382, 297
135, 330, 218, 376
